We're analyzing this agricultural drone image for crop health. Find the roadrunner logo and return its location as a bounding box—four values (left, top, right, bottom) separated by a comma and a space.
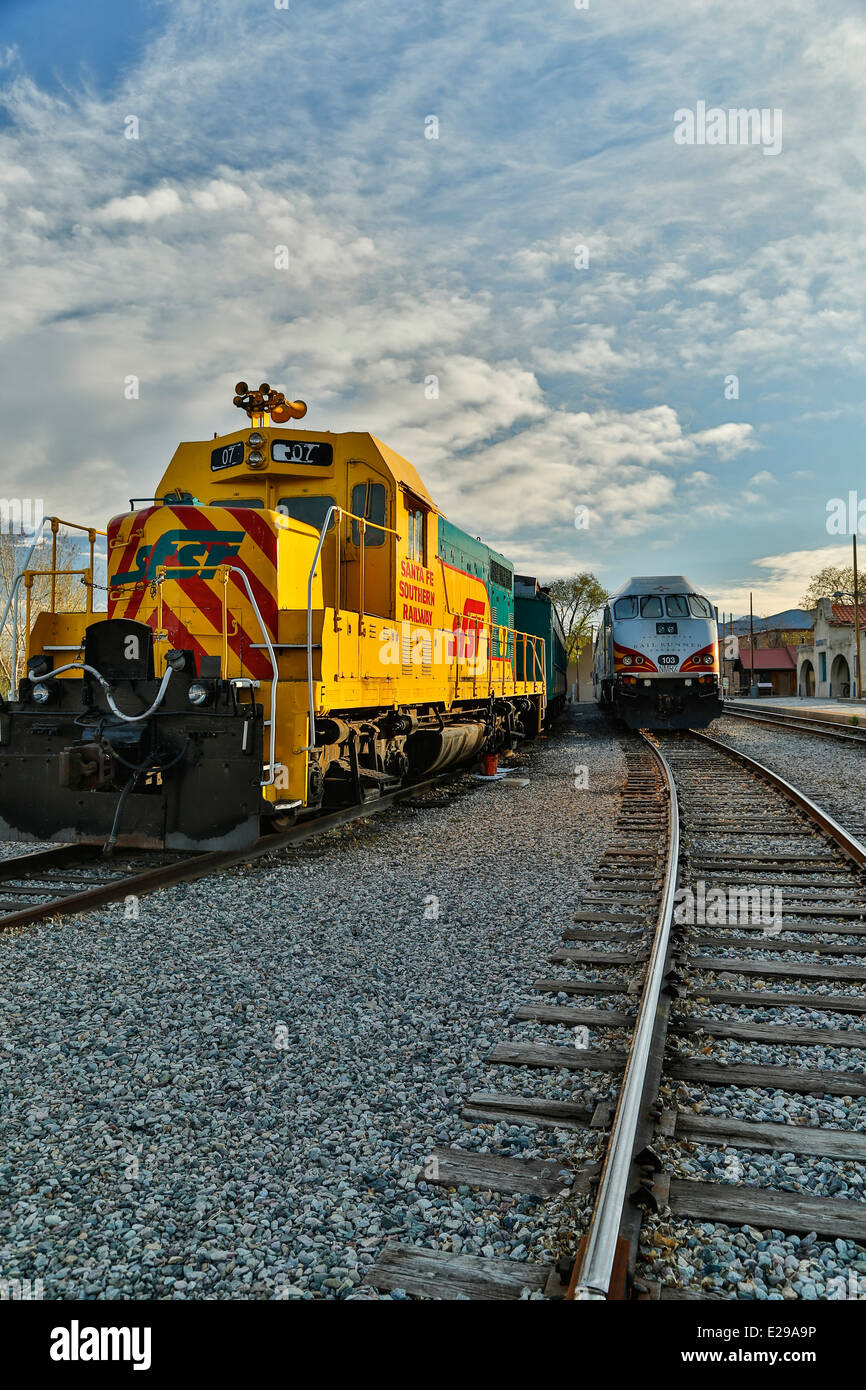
110, 530, 244, 585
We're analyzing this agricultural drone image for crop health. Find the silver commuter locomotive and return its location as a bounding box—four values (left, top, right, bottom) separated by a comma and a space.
593, 575, 722, 729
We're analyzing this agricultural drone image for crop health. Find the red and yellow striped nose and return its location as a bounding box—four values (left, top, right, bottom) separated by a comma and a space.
107, 505, 278, 681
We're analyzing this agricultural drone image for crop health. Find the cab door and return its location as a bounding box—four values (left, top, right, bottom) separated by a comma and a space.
343, 460, 393, 619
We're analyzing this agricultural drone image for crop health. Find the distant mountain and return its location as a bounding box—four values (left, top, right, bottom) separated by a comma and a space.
726, 607, 814, 635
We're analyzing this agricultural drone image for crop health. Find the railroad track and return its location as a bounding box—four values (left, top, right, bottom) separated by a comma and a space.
366, 728, 866, 1301
722, 700, 866, 744
0, 775, 450, 932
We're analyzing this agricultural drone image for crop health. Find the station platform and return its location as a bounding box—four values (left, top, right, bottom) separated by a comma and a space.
723, 696, 866, 726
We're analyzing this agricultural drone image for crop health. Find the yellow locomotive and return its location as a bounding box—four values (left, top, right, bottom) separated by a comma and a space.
0, 383, 557, 849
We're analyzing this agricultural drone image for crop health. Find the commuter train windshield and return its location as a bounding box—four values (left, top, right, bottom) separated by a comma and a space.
613, 593, 714, 620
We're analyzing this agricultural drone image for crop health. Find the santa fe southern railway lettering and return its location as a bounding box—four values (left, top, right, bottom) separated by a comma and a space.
399, 558, 436, 625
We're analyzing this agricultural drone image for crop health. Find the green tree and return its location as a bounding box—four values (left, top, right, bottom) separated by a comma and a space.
545, 572, 608, 662
800, 565, 857, 610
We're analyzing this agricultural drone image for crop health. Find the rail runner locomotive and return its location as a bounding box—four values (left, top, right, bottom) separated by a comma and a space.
592, 575, 722, 729
0, 382, 566, 850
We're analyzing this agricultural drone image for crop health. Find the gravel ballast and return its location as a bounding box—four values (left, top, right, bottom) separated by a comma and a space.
0, 704, 622, 1300
707, 715, 866, 838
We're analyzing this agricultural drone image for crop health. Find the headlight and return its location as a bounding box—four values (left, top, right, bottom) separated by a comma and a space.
28, 654, 52, 679
188, 683, 209, 706
247, 432, 265, 447
622, 655, 632, 666
32, 683, 51, 704
247, 449, 266, 468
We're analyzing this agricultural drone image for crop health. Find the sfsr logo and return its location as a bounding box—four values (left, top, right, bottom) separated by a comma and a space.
453, 598, 485, 657
110, 530, 244, 586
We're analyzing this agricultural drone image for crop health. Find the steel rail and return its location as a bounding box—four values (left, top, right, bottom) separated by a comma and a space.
692, 728, 866, 870
0, 773, 450, 933
570, 731, 680, 1300
722, 701, 866, 744
570, 723, 866, 1302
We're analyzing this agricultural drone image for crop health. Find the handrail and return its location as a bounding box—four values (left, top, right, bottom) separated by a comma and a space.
1, 516, 52, 690
571, 732, 680, 1299
306, 504, 396, 751
23, 568, 93, 663
307, 506, 340, 750
224, 566, 280, 788
1, 516, 107, 693
443, 613, 544, 694
49, 517, 105, 613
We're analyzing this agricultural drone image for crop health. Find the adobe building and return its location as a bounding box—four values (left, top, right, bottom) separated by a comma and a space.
796, 598, 866, 697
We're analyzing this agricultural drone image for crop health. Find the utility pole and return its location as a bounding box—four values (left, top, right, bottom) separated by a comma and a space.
854, 534, 862, 700
749, 592, 755, 696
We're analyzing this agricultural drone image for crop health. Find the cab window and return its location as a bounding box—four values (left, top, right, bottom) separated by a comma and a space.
277, 495, 337, 531
350, 482, 386, 547
688, 595, 714, 618
640, 596, 663, 617
407, 507, 425, 563
665, 595, 690, 616
613, 596, 638, 619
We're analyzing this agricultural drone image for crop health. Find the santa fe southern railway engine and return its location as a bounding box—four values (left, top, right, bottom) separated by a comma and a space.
0, 382, 563, 851
593, 575, 722, 730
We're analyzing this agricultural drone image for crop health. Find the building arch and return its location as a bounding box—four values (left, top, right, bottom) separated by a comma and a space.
799, 659, 815, 697
831, 653, 851, 696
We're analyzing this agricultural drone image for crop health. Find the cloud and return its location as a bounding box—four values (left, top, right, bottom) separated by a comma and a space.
97, 185, 184, 223
0, 0, 861, 595
711, 543, 853, 615
190, 180, 250, 213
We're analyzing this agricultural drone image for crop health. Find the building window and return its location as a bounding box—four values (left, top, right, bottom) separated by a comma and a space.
407, 507, 425, 563
820, 651, 827, 684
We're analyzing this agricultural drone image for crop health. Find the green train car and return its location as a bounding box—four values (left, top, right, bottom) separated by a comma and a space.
514, 574, 568, 720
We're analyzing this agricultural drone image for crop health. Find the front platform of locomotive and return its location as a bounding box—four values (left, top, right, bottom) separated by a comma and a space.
0, 383, 314, 852
605, 575, 722, 729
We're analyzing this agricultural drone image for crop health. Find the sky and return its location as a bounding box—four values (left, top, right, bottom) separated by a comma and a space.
0, 0, 864, 618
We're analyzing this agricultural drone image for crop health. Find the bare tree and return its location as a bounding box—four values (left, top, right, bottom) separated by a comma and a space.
0, 526, 89, 695
800, 565, 856, 610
